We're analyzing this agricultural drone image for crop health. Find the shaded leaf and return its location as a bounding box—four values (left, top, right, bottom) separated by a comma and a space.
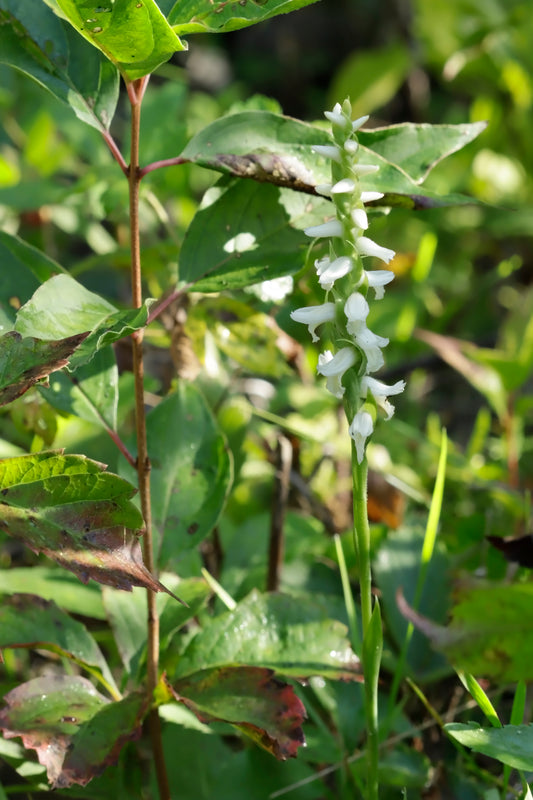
121, 384, 233, 570
179, 177, 324, 292
0, 231, 66, 328
0, 451, 169, 594
0, 0, 119, 131
14, 274, 151, 369
445, 723, 533, 771
56, 0, 185, 81
0, 594, 116, 692
0, 675, 147, 788
171, 666, 306, 759
169, 0, 320, 35
39, 346, 119, 430
174, 589, 361, 681
0, 330, 89, 406
0, 566, 105, 619
397, 583, 533, 682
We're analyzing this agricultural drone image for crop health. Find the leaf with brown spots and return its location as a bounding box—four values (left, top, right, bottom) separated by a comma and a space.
0, 330, 89, 406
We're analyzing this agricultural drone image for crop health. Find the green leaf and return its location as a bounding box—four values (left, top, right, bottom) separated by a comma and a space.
0, 0, 119, 131
0, 676, 147, 788
168, 0, 320, 35
179, 177, 323, 292
0, 566, 105, 619
173, 589, 361, 681
0, 330, 89, 407
445, 723, 533, 771
0, 594, 116, 692
358, 120, 488, 184
55, 0, 186, 81
14, 274, 151, 369
0, 451, 170, 594
39, 346, 119, 430
171, 666, 306, 759
121, 384, 232, 569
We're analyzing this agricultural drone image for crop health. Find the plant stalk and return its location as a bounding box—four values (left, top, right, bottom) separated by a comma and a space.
352, 448, 379, 800
127, 76, 170, 800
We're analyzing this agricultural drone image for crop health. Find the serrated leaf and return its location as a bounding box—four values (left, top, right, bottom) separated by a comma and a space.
56, 0, 185, 81
121, 384, 232, 570
14, 274, 150, 369
0, 594, 116, 692
445, 723, 533, 771
174, 589, 361, 681
171, 666, 306, 759
0, 676, 147, 788
0, 451, 169, 593
180, 177, 324, 292
0, 330, 89, 406
169, 0, 320, 35
0, 1, 119, 131
39, 346, 119, 430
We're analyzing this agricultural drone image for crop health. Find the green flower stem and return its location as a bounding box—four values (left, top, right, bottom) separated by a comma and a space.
352, 446, 381, 800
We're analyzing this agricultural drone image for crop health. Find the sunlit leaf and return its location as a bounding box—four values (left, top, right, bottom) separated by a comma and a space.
171, 666, 306, 759
174, 589, 361, 681
0, 330, 89, 407
168, 0, 320, 35
0, 0, 119, 131
55, 0, 186, 81
445, 723, 533, 771
14, 274, 151, 369
0, 451, 169, 594
0, 594, 116, 691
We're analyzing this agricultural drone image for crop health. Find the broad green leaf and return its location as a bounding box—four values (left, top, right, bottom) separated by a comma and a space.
103, 576, 210, 674
0, 594, 116, 692
445, 723, 533, 771
0, 451, 169, 594
39, 346, 119, 430
55, 0, 185, 81
121, 384, 232, 569
0, 675, 147, 788
168, 0, 320, 35
0, 232, 67, 327
399, 582, 533, 682
179, 177, 324, 292
171, 666, 305, 759
180, 111, 484, 207
0, 0, 119, 131
377, 745, 431, 788
14, 274, 151, 369
0, 566, 105, 619
0, 330, 89, 407
173, 589, 361, 681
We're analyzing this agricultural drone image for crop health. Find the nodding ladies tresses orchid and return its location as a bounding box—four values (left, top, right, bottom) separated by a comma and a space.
290, 99, 405, 463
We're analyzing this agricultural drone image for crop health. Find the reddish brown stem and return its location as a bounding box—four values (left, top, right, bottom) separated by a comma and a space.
127, 75, 169, 800
267, 435, 292, 592
101, 129, 128, 175
140, 156, 188, 177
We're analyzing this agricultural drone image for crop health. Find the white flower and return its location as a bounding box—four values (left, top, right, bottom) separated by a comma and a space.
361, 191, 384, 203
317, 347, 357, 398
352, 114, 369, 133
365, 269, 395, 299
315, 256, 353, 290
356, 236, 395, 264
315, 183, 333, 196
290, 302, 335, 342
305, 219, 343, 239
324, 103, 347, 128
354, 327, 389, 372
344, 140, 359, 155
349, 409, 374, 463
360, 376, 406, 420
353, 163, 380, 176
351, 207, 369, 230
312, 144, 341, 162
331, 178, 356, 194
344, 292, 370, 334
